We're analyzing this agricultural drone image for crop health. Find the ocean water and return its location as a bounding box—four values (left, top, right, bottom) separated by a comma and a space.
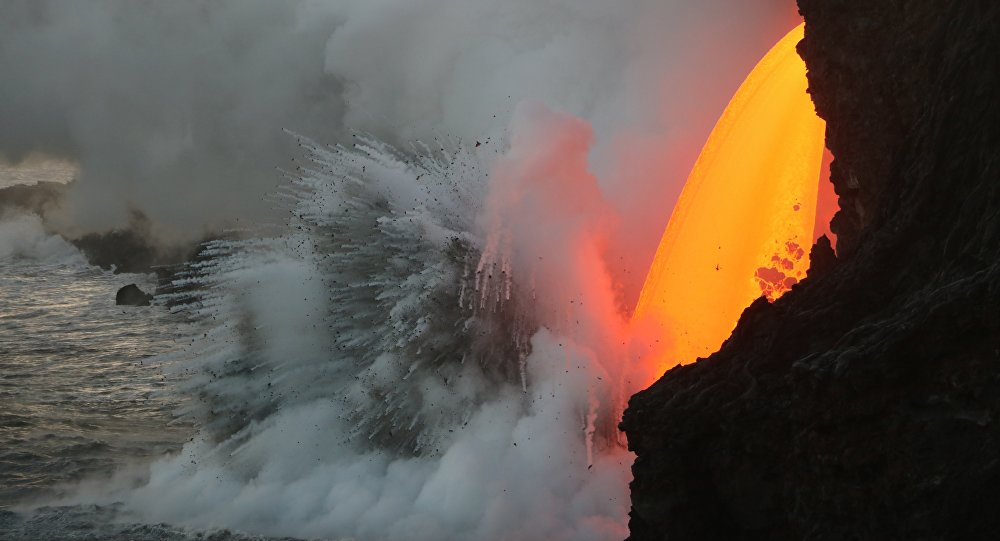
0, 259, 188, 506
0, 224, 306, 540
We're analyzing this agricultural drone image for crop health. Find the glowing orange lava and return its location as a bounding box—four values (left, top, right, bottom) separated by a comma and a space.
632, 23, 825, 375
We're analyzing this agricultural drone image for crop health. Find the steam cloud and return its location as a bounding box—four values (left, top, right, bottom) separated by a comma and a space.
0, 0, 344, 241
1, 0, 791, 267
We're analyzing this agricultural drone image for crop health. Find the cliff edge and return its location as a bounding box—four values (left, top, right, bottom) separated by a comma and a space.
621, 2, 1000, 539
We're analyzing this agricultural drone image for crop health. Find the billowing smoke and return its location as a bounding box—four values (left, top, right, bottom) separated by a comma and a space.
0, 0, 345, 242
1, 0, 792, 270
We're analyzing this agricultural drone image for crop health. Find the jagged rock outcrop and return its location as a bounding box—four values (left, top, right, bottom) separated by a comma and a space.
621, 2, 1000, 540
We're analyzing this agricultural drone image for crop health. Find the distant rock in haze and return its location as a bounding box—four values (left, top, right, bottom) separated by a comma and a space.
116, 284, 152, 306
0, 180, 68, 217
71, 210, 207, 275
0, 182, 208, 274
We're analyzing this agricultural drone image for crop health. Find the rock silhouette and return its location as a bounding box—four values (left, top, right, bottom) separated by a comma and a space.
115, 284, 152, 306
622, 1, 1000, 539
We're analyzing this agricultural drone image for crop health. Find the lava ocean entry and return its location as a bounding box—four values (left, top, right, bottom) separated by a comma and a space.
3, 0, 992, 538
632, 22, 826, 376
0, 6, 842, 541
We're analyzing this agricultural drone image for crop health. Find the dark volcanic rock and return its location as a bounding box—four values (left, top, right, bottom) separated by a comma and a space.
116, 284, 152, 306
73, 227, 163, 274
70, 211, 208, 274
72, 211, 185, 274
0, 183, 205, 274
621, 2, 1000, 540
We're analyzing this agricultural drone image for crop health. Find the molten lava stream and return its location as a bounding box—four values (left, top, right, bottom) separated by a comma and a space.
632, 22, 825, 378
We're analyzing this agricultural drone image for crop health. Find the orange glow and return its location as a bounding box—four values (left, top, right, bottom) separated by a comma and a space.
815, 148, 838, 244
632, 23, 825, 375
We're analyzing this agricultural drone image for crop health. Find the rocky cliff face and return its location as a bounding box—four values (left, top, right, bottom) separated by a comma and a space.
620, 2, 1000, 539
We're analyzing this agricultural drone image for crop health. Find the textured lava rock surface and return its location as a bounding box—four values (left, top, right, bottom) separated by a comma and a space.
621, 2, 1000, 539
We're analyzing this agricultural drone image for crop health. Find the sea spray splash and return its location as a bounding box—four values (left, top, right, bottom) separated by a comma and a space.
156, 132, 532, 454
116, 121, 633, 540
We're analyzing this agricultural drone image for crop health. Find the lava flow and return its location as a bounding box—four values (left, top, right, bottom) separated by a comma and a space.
632, 22, 826, 376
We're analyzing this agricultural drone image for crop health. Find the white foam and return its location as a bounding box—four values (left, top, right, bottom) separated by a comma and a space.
0, 212, 86, 265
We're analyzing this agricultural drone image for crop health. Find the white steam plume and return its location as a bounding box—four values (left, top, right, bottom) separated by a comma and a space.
1, 0, 792, 270
0, 0, 344, 242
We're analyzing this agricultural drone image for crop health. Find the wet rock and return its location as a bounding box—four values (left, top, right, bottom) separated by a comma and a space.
115, 284, 152, 306
622, 1, 1000, 539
